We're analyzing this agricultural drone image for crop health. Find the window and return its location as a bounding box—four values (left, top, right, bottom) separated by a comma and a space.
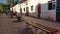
31, 6, 33, 11
48, 1, 52, 10
26, 7, 29, 12
48, 0, 55, 10
51, 0, 55, 1
24, 8, 25, 11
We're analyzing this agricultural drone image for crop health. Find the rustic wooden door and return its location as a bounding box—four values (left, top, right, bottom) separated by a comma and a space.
26, 7, 29, 16
38, 4, 41, 17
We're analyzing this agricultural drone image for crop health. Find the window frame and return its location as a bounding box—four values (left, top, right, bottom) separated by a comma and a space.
52, 1, 56, 9
48, 0, 56, 10
24, 8, 25, 11
31, 6, 33, 11
48, 1, 52, 10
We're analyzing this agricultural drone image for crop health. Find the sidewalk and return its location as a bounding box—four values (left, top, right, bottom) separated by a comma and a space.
23, 16, 60, 34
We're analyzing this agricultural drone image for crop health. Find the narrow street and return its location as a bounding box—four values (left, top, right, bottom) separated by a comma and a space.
0, 0, 60, 34
0, 14, 26, 34
0, 14, 60, 34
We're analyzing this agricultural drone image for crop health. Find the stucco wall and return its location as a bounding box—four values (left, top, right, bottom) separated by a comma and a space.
27, 0, 56, 21
41, 0, 56, 21
11, 0, 56, 21
11, 4, 20, 13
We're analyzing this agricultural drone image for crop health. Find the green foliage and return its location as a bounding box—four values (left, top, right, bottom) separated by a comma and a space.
6, 0, 26, 11
7, 0, 14, 7
0, 2, 7, 12
7, 0, 20, 8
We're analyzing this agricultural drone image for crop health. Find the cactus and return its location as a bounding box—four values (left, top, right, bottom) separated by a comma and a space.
17, 15, 21, 22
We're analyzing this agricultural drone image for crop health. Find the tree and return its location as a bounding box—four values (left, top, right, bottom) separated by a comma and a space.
7, 0, 14, 7
0, 2, 7, 12
7, 0, 21, 7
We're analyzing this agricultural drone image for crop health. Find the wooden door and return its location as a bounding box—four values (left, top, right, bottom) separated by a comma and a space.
38, 4, 41, 17
26, 7, 29, 16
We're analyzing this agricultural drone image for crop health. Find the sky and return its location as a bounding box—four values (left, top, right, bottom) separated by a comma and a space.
0, 0, 6, 4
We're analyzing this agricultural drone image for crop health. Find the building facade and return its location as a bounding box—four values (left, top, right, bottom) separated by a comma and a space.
10, 0, 60, 22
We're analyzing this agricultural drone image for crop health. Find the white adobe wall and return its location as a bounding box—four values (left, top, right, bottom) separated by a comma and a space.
12, 4, 20, 13
40, 0, 56, 21
27, 0, 39, 17
12, 0, 56, 21
20, 2, 27, 15
20, 0, 41, 17
15, 4, 20, 13
27, 0, 56, 21
13, 6, 16, 12
21, 2, 26, 13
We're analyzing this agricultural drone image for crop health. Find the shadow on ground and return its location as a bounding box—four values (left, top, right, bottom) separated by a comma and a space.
19, 27, 34, 34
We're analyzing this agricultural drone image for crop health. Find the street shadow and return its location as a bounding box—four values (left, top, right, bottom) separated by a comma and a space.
12, 18, 26, 23
19, 28, 34, 34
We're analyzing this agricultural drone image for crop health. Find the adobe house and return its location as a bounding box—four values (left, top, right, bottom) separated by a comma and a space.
11, 0, 60, 22
10, 3, 20, 13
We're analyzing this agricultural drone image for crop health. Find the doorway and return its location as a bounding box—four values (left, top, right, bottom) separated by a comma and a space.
38, 3, 41, 17
26, 7, 29, 16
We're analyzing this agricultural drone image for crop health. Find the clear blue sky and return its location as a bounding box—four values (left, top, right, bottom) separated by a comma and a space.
0, 0, 6, 4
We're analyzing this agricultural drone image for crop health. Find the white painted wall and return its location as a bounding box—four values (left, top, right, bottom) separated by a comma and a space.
21, 2, 26, 13
27, 0, 56, 21
13, 6, 16, 12
11, 0, 56, 21
40, 0, 56, 21
15, 4, 20, 13
10, 4, 20, 13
